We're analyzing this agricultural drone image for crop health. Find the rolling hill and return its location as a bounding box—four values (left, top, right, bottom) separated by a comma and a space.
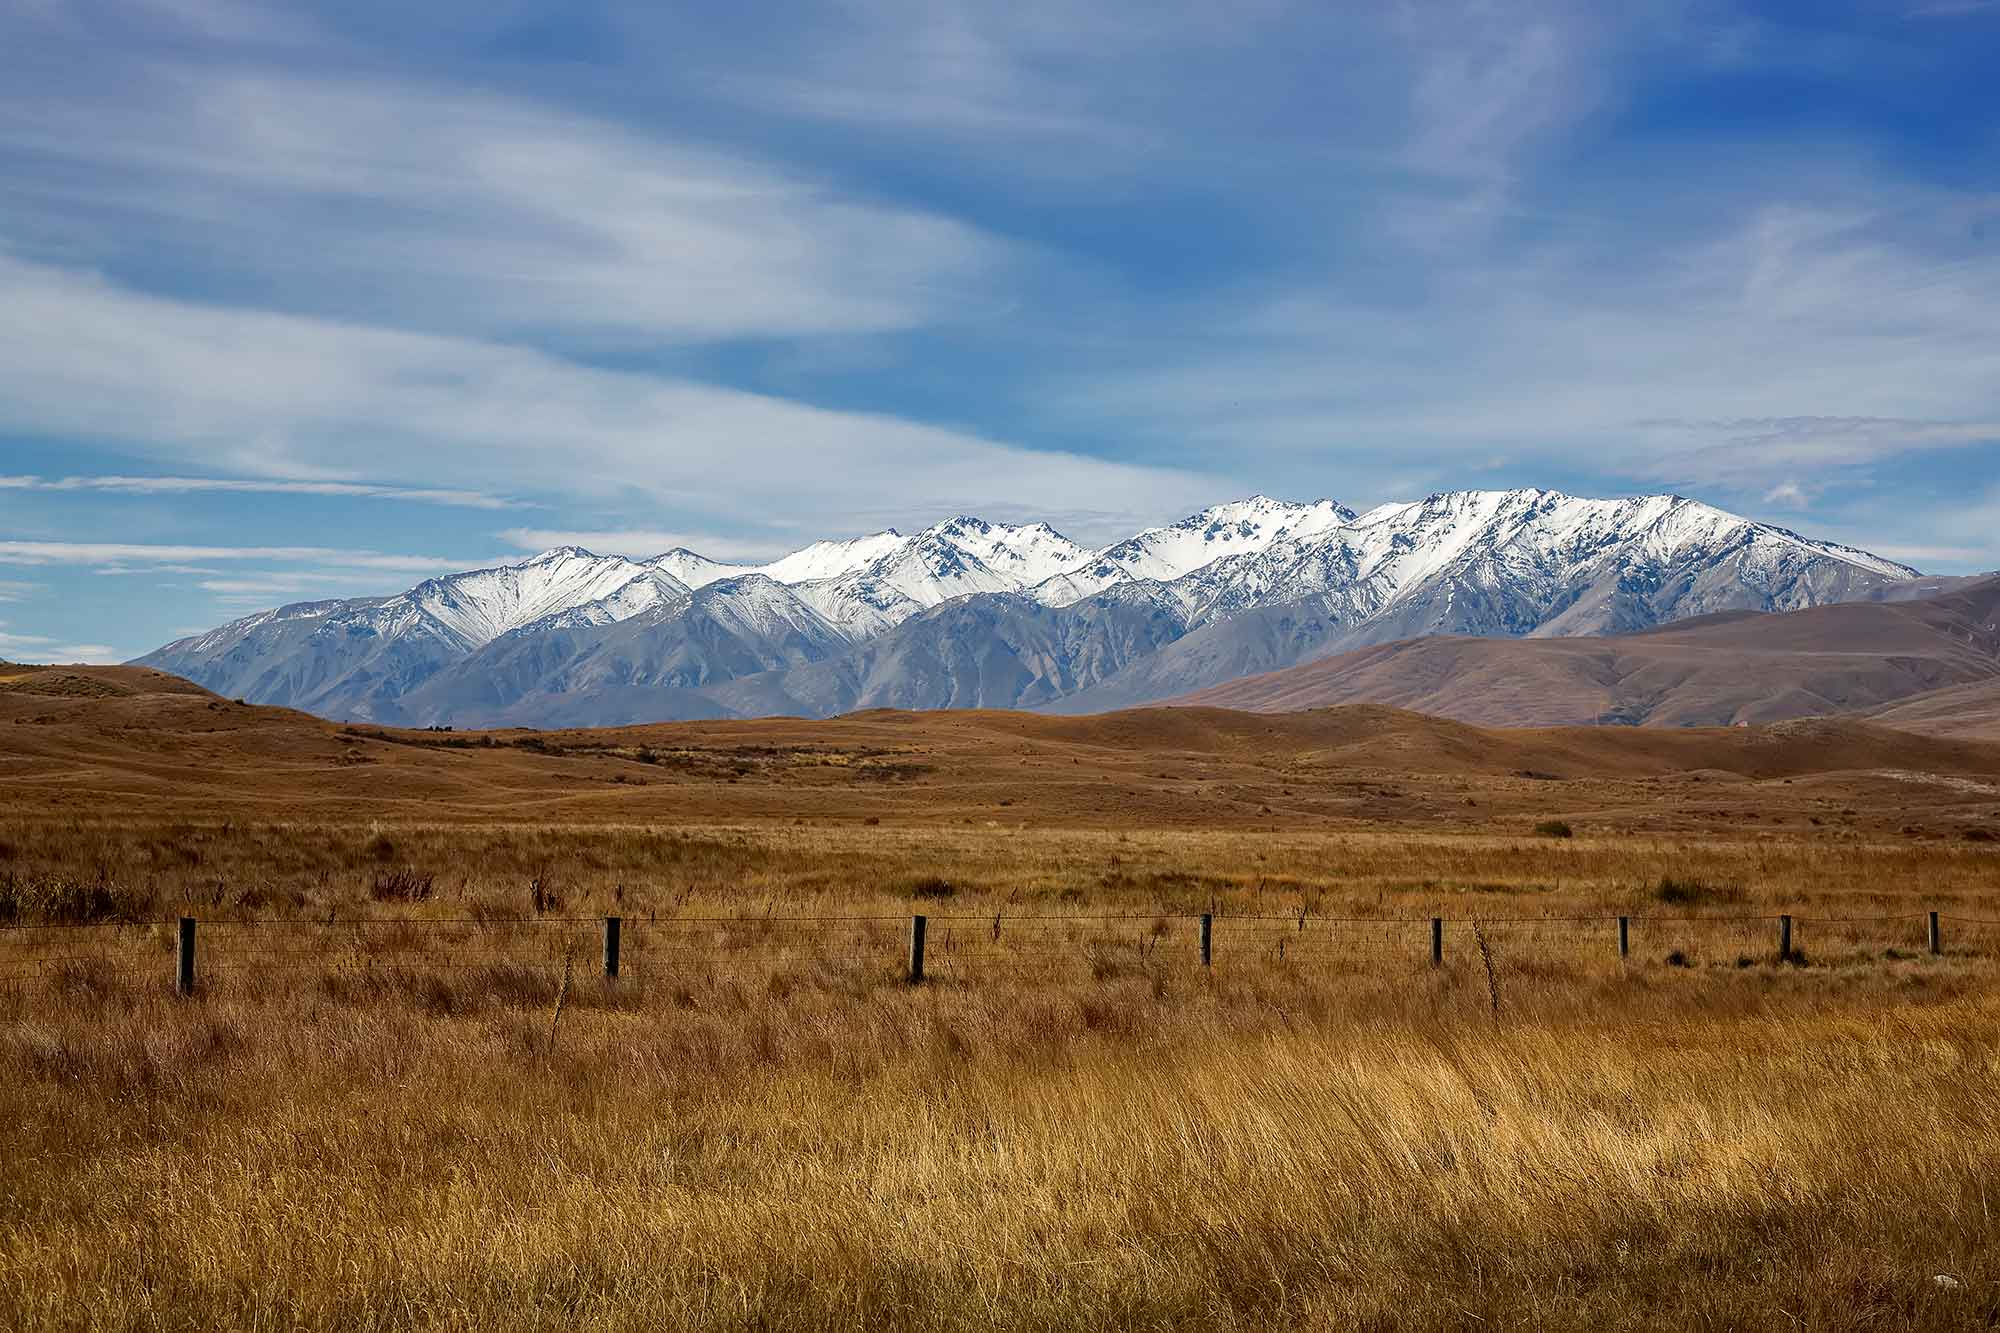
1868, 679, 2000, 741
1173, 576, 2000, 729
4, 661, 1998, 840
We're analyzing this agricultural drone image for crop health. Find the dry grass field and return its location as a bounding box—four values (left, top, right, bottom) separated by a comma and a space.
4, 665, 2000, 1328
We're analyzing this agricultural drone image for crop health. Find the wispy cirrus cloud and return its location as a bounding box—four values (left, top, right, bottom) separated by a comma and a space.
0, 63, 1016, 346
0, 251, 1217, 538
498, 528, 797, 563
0, 622, 118, 663
0, 541, 493, 573
0, 475, 526, 509
1631, 417, 2000, 488
1046, 187, 2000, 525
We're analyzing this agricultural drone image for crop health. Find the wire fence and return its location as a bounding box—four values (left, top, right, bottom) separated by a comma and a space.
0, 908, 1980, 1000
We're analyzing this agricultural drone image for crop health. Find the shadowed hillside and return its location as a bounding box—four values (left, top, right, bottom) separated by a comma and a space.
1869, 678, 2000, 741
1173, 576, 2000, 730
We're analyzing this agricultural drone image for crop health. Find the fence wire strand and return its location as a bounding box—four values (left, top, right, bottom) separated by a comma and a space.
0, 908, 1984, 996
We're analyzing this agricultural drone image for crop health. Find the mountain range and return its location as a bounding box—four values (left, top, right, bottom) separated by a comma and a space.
134, 489, 1924, 728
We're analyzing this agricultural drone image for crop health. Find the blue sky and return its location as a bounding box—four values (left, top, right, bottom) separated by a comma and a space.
2, 0, 1997, 662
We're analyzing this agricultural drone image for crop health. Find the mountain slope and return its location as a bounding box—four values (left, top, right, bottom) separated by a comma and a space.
1170, 576, 2000, 729
1031, 496, 1353, 604
1868, 678, 2000, 741
385, 576, 849, 727
1043, 491, 1925, 712
698, 585, 1195, 720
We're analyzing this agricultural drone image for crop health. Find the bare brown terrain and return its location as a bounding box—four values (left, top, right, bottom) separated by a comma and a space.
6, 662, 2000, 1329
6, 660, 2000, 841
1175, 574, 2000, 728
1871, 677, 2000, 741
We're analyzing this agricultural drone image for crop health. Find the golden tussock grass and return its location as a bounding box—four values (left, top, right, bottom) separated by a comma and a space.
2, 815, 2000, 1328
4, 947, 2000, 1329
3, 675, 2000, 1329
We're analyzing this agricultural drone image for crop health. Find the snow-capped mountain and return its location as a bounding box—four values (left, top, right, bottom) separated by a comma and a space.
1031, 496, 1355, 604
135, 489, 1924, 726
650, 530, 908, 589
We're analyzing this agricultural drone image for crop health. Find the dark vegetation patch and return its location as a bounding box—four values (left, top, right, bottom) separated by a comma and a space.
370, 868, 435, 903
0, 870, 153, 925
0, 672, 131, 699
1655, 876, 1745, 908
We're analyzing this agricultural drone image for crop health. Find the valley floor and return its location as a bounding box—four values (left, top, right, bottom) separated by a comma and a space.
4, 817, 2000, 1329
4, 675, 2000, 1328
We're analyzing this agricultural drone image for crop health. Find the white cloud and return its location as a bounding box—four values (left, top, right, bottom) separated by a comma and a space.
49, 644, 119, 664
1864, 543, 1991, 565
192, 573, 390, 609
0, 624, 109, 662
498, 529, 794, 563
0, 580, 35, 601
1046, 190, 2000, 508
0, 475, 524, 508
0, 65, 1015, 344
1633, 417, 2000, 488
0, 251, 1217, 539
1400, 11, 1592, 180
1761, 480, 1811, 509
0, 541, 492, 573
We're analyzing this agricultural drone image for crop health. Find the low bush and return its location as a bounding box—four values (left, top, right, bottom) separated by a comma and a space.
370, 869, 435, 903
1656, 876, 1744, 907
1533, 820, 1574, 839
0, 871, 149, 925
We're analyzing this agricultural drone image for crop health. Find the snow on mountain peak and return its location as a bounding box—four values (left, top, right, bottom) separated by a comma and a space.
522, 544, 597, 565
1029, 495, 1355, 605
136, 486, 1926, 727
399, 549, 665, 649
756, 530, 907, 584
373, 496, 1922, 650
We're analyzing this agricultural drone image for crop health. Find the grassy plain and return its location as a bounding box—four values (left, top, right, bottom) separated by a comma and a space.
3, 666, 2000, 1328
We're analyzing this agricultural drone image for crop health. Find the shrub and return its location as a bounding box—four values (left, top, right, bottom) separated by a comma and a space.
1533, 820, 1574, 839
0, 871, 148, 925
910, 877, 956, 900
1656, 876, 1744, 907
370, 868, 435, 903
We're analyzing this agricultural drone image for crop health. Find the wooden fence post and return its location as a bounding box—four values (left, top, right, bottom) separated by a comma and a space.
177, 916, 197, 997
1928, 910, 1941, 956
908, 914, 927, 984
1779, 914, 1792, 959
603, 916, 621, 981
1618, 915, 1630, 960
1430, 917, 1443, 967
1200, 913, 1213, 968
